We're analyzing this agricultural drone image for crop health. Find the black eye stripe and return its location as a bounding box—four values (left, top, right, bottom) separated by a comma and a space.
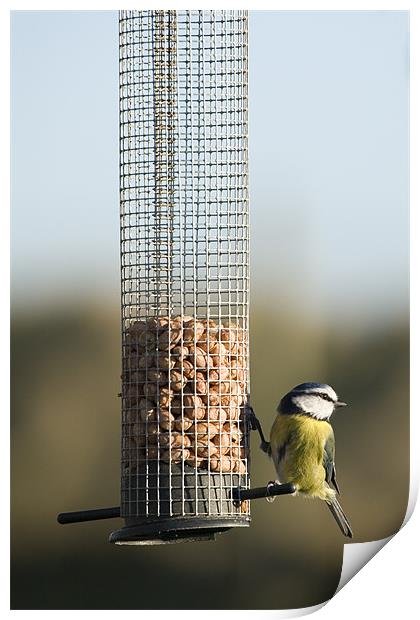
319, 393, 334, 402
292, 390, 335, 403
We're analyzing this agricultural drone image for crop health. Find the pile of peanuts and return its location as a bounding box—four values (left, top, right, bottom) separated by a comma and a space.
122, 315, 248, 474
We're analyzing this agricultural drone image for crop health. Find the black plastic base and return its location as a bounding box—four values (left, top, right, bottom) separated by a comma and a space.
109, 516, 250, 545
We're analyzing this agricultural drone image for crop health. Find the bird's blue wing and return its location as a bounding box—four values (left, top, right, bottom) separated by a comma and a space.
323, 431, 340, 494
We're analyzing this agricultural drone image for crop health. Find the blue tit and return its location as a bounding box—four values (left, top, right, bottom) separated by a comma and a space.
268, 382, 353, 538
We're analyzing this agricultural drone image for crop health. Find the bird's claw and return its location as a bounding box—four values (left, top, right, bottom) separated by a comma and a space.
260, 440, 270, 454
265, 480, 279, 504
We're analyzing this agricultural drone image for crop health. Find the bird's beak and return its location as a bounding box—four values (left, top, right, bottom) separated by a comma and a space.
335, 401, 347, 408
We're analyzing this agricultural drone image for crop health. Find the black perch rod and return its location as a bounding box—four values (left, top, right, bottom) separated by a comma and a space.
57, 507, 120, 524
233, 482, 296, 503
58, 483, 295, 524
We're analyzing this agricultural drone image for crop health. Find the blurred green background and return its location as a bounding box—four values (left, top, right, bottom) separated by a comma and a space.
11, 10, 409, 611
11, 306, 409, 609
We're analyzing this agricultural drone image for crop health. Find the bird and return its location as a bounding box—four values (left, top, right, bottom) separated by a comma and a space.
262, 382, 353, 538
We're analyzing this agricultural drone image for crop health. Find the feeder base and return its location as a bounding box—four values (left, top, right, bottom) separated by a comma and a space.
109, 516, 250, 545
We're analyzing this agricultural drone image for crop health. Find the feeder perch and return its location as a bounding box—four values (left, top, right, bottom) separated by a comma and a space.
57, 9, 295, 545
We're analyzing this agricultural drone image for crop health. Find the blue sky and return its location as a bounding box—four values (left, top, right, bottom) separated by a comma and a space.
11, 11, 409, 325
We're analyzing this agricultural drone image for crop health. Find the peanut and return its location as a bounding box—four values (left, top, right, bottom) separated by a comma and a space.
183, 393, 206, 420
193, 440, 218, 458
174, 358, 195, 379
191, 346, 213, 370
209, 456, 233, 473
157, 409, 175, 431
174, 416, 194, 432
193, 421, 218, 439
161, 448, 191, 464
212, 432, 230, 455
183, 319, 205, 344
193, 372, 208, 395
207, 408, 228, 424
169, 368, 188, 391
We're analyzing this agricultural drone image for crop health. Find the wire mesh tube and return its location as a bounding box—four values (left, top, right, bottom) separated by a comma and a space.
112, 9, 249, 544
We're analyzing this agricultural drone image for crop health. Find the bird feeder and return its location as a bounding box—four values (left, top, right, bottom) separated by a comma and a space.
112, 8, 250, 544
57, 9, 295, 545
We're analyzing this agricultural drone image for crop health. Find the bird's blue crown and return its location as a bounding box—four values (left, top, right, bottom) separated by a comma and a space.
291, 382, 330, 393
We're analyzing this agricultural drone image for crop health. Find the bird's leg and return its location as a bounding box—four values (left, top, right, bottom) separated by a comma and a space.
245, 404, 270, 453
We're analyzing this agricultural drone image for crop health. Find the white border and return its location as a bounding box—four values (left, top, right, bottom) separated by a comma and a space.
4, 2, 416, 617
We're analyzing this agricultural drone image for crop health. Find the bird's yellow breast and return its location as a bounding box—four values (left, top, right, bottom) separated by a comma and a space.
270, 414, 334, 499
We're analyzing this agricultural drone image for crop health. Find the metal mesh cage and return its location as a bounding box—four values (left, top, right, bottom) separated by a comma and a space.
112, 9, 249, 544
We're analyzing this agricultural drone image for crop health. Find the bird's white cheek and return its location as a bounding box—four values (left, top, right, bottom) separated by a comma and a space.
298, 394, 333, 419
314, 400, 334, 420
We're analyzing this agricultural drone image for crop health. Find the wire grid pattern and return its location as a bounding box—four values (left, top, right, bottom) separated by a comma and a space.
119, 10, 249, 520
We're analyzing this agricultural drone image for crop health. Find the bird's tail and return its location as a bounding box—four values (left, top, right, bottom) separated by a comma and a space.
325, 497, 353, 538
